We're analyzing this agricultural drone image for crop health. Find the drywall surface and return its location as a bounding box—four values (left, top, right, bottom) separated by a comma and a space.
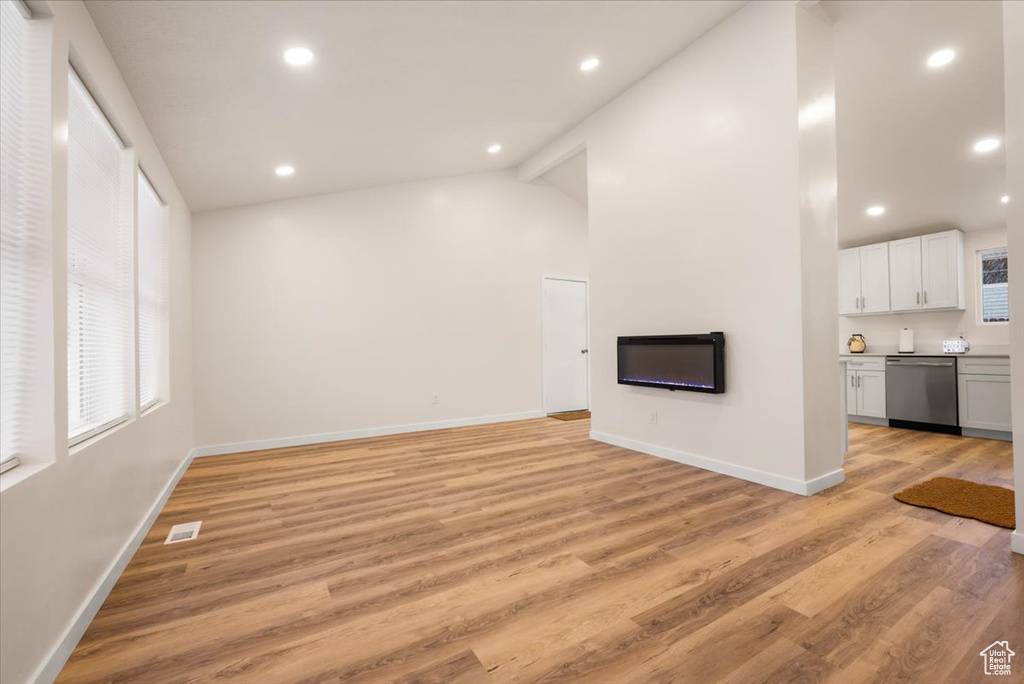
521, 1, 842, 491
797, 3, 843, 481
191, 170, 587, 447
1002, 0, 1023, 553
0, 1, 194, 681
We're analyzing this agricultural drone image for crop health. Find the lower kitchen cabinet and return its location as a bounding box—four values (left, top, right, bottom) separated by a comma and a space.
845, 366, 886, 419
857, 370, 887, 418
958, 373, 1012, 433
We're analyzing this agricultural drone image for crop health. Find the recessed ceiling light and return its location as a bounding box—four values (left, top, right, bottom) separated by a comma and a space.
275, 165, 295, 177
866, 205, 886, 217
1002, 195, 1010, 204
580, 57, 600, 73
973, 137, 1001, 153
283, 47, 314, 66
927, 48, 955, 68
487, 144, 502, 154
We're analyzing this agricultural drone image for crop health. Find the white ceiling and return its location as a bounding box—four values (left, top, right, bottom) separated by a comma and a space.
540, 150, 588, 207
824, 0, 1007, 246
85, 0, 745, 213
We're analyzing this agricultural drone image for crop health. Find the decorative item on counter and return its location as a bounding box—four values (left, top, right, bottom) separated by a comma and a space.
899, 328, 915, 354
847, 333, 867, 353
943, 334, 970, 354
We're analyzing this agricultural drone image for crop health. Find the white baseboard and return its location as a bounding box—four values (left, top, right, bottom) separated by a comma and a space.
191, 410, 546, 458
1012, 530, 1024, 556
803, 467, 847, 495
590, 430, 845, 496
32, 451, 195, 684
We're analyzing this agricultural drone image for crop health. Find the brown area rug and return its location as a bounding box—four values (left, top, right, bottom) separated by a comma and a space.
548, 410, 591, 421
894, 477, 1016, 529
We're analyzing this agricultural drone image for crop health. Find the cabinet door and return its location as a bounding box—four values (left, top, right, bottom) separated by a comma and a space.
958, 374, 1012, 431
857, 370, 887, 418
846, 370, 859, 416
889, 237, 922, 311
838, 248, 861, 315
921, 230, 964, 309
859, 244, 890, 314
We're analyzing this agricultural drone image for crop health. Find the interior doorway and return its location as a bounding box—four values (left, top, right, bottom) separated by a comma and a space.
542, 277, 589, 414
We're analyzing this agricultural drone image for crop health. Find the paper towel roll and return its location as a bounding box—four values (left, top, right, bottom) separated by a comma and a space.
899, 328, 914, 353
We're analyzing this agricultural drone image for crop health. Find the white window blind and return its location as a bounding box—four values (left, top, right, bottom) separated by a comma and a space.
67, 68, 134, 443
1, 0, 52, 471
138, 171, 168, 408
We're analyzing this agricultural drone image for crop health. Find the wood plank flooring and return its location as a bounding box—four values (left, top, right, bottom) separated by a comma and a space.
58, 420, 1022, 683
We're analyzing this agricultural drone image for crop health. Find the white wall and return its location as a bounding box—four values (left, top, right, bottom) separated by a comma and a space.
191, 170, 587, 449
0, 1, 194, 681
519, 1, 842, 493
1003, 0, 1023, 555
838, 227, 1010, 352
796, 4, 843, 482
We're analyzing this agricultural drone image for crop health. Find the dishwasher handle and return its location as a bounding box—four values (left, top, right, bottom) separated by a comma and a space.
885, 358, 955, 367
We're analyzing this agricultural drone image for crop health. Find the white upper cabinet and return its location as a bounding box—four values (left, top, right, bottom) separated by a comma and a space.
838, 248, 861, 315
880, 229, 965, 314
921, 230, 965, 310
889, 236, 923, 311
859, 244, 890, 314
838, 244, 890, 316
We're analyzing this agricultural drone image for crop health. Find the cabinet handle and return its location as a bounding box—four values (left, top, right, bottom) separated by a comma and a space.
857, 375, 861, 388
851, 375, 855, 387
916, 291, 920, 304
923, 291, 928, 304
861, 296, 865, 309
855, 296, 859, 311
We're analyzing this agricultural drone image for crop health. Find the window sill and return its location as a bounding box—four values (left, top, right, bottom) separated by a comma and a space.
140, 399, 168, 417
0, 461, 53, 494
69, 415, 131, 454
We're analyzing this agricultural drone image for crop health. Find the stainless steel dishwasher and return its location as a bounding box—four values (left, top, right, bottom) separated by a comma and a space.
885, 356, 958, 429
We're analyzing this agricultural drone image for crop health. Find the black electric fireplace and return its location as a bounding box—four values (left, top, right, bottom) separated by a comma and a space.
617, 332, 725, 394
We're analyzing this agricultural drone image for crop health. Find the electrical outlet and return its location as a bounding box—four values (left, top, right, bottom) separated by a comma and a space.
649, 411, 658, 425
432, 393, 440, 405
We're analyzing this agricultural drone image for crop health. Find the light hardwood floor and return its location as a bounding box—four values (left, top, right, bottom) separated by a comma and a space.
58, 420, 1021, 683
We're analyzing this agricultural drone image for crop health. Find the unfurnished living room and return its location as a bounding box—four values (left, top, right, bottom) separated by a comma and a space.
1, 0, 1022, 682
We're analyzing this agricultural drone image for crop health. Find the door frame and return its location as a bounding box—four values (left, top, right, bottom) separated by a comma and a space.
541, 275, 591, 415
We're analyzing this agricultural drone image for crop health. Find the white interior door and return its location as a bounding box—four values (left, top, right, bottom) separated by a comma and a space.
543, 278, 589, 413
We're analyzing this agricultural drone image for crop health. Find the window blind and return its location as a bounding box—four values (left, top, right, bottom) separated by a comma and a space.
1, 0, 52, 470
137, 170, 168, 408
67, 68, 134, 443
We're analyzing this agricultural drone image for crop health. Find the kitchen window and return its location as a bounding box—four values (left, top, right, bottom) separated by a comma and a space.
978, 247, 1009, 324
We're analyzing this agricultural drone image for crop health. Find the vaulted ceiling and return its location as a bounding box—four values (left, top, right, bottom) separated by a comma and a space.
86, 0, 745, 212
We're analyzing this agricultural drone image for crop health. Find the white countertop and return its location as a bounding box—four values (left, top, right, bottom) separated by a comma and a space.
840, 346, 1010, 358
